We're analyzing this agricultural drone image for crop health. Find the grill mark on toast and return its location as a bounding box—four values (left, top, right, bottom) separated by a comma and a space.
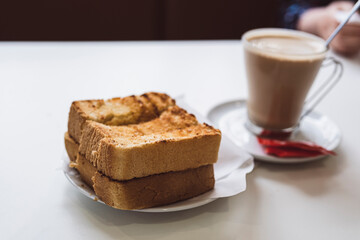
142, 93, 160, 116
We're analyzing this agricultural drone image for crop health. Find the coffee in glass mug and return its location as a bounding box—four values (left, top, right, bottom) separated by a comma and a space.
242, 28, 342, 135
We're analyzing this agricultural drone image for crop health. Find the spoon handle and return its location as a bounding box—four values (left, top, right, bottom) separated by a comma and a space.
325, 0, 360, 47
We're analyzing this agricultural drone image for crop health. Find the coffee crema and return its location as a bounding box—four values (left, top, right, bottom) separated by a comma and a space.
248, 35, 326, 56
244, 31, 327, 130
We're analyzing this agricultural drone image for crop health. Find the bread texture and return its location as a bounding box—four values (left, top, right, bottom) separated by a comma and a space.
79, 105, 221, 181
93, 164, 215, 210
68, 92, 176, 143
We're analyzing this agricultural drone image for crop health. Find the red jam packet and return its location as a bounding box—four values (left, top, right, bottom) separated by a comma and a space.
257, 137, 336, 158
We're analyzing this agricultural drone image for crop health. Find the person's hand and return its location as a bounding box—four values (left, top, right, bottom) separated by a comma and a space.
297, 1, 360, 56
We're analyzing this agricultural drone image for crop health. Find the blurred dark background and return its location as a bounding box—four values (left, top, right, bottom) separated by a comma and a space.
0, 0, 282, 41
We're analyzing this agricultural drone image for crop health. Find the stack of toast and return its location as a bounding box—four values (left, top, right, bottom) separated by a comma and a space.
64, 92, 222, 210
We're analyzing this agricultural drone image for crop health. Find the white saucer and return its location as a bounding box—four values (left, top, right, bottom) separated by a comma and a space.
207, 100, 341, 163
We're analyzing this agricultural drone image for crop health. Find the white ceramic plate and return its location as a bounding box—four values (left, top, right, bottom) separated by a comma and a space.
207, 99, 341, 163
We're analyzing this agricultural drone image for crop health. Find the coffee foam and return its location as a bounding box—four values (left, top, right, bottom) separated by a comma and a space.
250, 36, 325, 55
244, 31, 327, 61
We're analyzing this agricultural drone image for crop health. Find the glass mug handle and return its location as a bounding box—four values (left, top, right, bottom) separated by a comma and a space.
300, 57, 343, 120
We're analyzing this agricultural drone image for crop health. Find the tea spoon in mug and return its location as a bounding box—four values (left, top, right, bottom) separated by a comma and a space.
325, 0, 360, 47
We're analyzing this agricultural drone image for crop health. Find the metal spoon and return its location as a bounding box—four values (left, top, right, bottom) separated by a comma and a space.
325, 0, 360, 47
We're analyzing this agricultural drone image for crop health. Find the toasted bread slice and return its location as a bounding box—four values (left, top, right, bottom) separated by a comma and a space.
79, 106, 221, 181
93, 162, 214, 210
68, 92, 176, 143
65, 92, 221, 210
66, 145, 214, 210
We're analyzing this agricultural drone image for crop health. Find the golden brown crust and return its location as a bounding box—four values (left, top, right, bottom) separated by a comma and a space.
79, 106, 221, 181
68, 102, 89, 143
64, 132, 79, 162
67, 92, 176, 143
93, 164, 215, 210
74, 153, 97, 188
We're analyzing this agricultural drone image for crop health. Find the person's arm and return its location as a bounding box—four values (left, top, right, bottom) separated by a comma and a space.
297, 1, 360, 56
283, 1, 311, 30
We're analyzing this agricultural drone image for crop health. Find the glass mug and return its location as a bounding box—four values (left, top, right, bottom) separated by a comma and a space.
242, 28, 343, 136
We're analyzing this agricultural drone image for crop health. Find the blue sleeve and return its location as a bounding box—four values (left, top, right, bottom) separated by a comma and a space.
283, 1, 311, 29
282, 0, 336, 29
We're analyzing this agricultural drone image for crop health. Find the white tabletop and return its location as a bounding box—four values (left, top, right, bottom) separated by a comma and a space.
1, 41, 359, 240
